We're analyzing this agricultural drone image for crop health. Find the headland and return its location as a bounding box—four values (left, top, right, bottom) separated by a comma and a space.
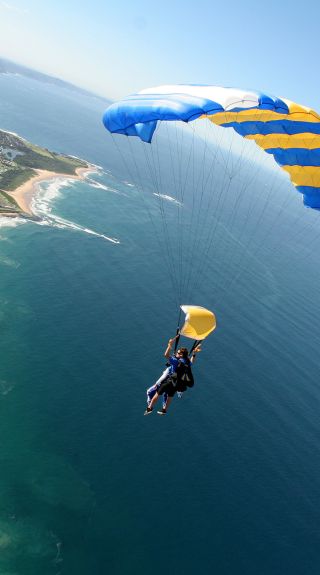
0, 129, 92, 217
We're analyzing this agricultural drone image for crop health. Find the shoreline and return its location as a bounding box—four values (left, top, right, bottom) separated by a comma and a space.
5, 166, 94, 216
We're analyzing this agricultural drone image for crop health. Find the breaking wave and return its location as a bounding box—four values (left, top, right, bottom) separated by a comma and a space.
31, 176, 120, 244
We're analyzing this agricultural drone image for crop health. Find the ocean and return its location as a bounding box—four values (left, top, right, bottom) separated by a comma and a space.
0, 72, 320, 575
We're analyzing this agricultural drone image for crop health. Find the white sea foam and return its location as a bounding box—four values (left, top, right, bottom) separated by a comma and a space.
0, 216, 27, 229
0, 380, 14, 396
32, 178, 120, 244
1, 128, 20, 138
54, 540, 63, 564
0, 255, 20, 269
32, 177, 74, 211
153, 193, 182, 206
0, 173, 120, 243
85, 178, 109, 191
84, 175, 129, 197
35, 214, 119, 243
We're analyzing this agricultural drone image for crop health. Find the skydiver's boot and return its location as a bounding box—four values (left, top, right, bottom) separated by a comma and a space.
157, 408, 167, 415
144, 406, 153, 416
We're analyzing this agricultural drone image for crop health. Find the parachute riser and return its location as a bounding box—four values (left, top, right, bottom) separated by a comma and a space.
174, 308, 182, 352
175, 331, 201, 355
174, 332, 181, 352
189, 340, 201, 355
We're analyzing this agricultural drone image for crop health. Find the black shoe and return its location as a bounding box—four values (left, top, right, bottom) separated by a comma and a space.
157, 408, 167, 415
144, 407, 153, 416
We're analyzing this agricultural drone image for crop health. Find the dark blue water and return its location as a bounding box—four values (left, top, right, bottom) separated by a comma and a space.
0, 73, 320, 574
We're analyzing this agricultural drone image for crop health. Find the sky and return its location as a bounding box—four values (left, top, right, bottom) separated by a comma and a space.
1, 0, 320, 110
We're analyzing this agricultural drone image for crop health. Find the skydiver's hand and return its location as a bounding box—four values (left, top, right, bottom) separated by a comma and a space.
194, 345, 202, 353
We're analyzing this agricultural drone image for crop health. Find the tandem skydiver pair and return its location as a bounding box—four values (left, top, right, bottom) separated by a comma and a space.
142, 305, 216, 416
144, 335, 201, 416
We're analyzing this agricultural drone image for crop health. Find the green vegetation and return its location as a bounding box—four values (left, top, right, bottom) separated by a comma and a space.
14, 145, 88, 175
0, 189, 20, 212
0, 167, 36, 192
0, 129, 89, 214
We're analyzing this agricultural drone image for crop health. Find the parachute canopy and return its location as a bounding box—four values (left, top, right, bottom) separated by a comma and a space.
103, 85, 320, 209
179, 305, 216, 341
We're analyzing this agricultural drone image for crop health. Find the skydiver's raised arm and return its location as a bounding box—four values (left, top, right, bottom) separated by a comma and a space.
164, 335, 179, 358
190, 345, 201, 364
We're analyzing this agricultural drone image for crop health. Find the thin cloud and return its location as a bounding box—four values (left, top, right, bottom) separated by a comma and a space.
0, 1, 28, 14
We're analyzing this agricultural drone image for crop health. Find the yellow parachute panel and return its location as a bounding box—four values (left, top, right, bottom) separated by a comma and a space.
179, 305, 216, 341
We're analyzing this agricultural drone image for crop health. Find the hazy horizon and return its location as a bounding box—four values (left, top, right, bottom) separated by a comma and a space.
1, 0, 320, 108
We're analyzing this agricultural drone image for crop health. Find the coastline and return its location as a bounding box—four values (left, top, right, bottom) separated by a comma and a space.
6, 166, 94, 216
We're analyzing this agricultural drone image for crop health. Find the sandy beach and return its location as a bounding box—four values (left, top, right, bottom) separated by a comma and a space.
7, 166, 93, 215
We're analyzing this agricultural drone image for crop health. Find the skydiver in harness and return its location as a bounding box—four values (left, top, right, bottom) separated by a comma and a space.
144, 336, 201, 416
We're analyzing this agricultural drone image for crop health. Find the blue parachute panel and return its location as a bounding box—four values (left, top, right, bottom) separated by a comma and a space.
266, 148, 320, 167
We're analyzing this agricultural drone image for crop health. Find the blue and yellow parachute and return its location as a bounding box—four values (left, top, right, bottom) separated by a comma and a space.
103, 84, 320, 209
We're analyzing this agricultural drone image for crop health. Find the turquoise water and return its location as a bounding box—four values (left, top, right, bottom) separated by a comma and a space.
1, 73, 320, 574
